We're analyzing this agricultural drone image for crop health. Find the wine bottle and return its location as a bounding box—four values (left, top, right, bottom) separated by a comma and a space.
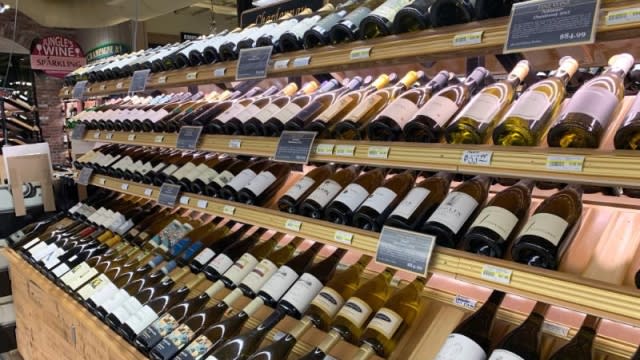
429, 0, 475, 27
7, 211, 66, 247
330, 0, 387, 44
353, 276, 426, 359
189, 157, 236, 195
421, 175, 491, 248
493, 56, 579, 146
548, 53, 634, 148
631, 344, 640, 360
202, 228, 268, 281
360, 0, 414, 39
487, 303, 548, 360
205, 159, 248, 197
368, 70, 450, 141
352, 170, 416, 231
176, 219, 233, 266
299, 165, 360, 219
279, 13, 327, 52
189, 224, 252, 273
511, 184, 583, 269
404, 67, 490, 142
220, 159, 272, 202
548, 315, 599, 360
237, 163, 292, 205
385, 172, 452, 230
614, 90, 640, 149
446, 60, 530, 144
434, 291, 506, 359
462, 179, 534, 258
303, 6, 351, 49
325, 167, 387, 225
278, 164, 335, 214
392, 0, 436, 34
222, 86, 286, 135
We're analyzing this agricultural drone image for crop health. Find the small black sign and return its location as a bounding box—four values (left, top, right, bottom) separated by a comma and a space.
240, 0, 324, 27
274, 131, 317, 164
375, 226, 435, 276
77, 167, 94, 186
176, 126, 204, 150
129, 69, 151, 93
181, 32, 201, 41
71, 123, 87, 140
72, 80, 88, 100
504, 0, 599, 53
158, 183, 182, 207
236, 46, 273, 81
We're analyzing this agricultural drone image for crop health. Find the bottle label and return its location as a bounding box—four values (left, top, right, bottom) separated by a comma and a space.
347, 95, 383, 122
78, 274, 110, 300
306, 180, 343, 208
360, 187, 397, 213
332, 183, 371, 211
212, 170, 235, 187
274, 102, 303, 123
390, 187, 431, 219
337, 296, 373, 328
101, 288, 132, 313
165, 323, 197, 349
245, 171, 277, 196
195, 167, 220, 184
124, 304, 159, 335
427, 192, 479, 233
316, 96, 355, 123
457, 93, 501, 124
284, 176, 316, 201
518, 213, 569, 246
217, 102, 247, 123
145, 313, 180, 342
239, 104, 263, 123
416, 95, 459, 127
377, 98, 419, 127
259, 265, 299, 301
559, 86, 619, 128
161, 164, 179, 176
255, 103, 281, 123
366, 307, 403, 339
369, 0, 412, 20
110, 294, 144, 323
240, 258, 278, 293
435, 333, 486, 360
293, 100, 324, 124
172, 163, 197, 180
116, 220, 135, 236
506, 90, 551, 121
151, 220, 193, 250
488, 349, 525, 360
225, 169, 257, 191
51, 262, 70, 277
89, 279, 120, 307
69, 266, 99, 290
152, 162, 167, 173
280, 273, 324, 314
470, 206, 519, 240
223, 253, 259, 285
343, 7, 372, 26
180, 334, 214, 359
207, 253, 235, 275
193, 248, 216, 266
310, 286, 345, 319
23, 237, 43, 251
60, 262, 90, 286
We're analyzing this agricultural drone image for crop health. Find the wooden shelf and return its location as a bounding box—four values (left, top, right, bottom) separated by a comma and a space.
86, 174, 640, 328
59, 0, 640, 99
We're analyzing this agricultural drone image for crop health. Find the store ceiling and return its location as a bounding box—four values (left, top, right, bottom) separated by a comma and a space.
3, 0, 238, 28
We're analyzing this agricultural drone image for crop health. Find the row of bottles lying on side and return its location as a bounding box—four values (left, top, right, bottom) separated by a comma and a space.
9, 192, 639, 360
63, 0, 527, 86
72, 54, 640, 151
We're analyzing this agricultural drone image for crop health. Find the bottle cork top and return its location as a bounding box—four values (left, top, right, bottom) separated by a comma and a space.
301, 81, 320, 94
372, 74, 391, 89
400, 71, 420, 87
558, 56, 579, 77
609, 53, 635, 74
509, 60, 531, 81
282, 82, 299, 96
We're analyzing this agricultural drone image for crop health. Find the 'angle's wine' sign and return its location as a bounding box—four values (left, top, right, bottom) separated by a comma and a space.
30, 35, 86, 78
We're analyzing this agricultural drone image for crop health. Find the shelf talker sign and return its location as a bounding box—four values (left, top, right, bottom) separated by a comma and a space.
30, 35, 86, 78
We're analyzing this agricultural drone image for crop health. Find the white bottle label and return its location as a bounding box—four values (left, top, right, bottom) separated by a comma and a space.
427, 192, 479, 233
377, 97, 419, 127
416, 95, 460, 127
306, 180, 343, 208
193, 248, 216, 265
284, 176, 316, 201
217, 102, 247, 123
89, 279, 119, 306
506, 90, 551, 121
196, 167, 220, 184
274, 102, 302, 123
223, 253, 259, 285
245, 171, 277, 196
207, 253, 235, 275
255, 103, 282, 123
100, 288, 131, 312
390, 187, 431, 219
518, 213, 569, 246
111, 296, 144, 323
27, 240, 48, 255
213, 170, 235, 187
60, 262, 90, 286
259, 265, 299, 301
367, 307, 404, 339
370, 0, 412, 18
69, 266, 99, 290
161, 164, 179, 176
332, 183, 370, 211
52, 262, 71, 277
337, 297, 373, 328
435, 333, 486, 360
78, 274, 110, 300
20, 236, 41, 249
559, 86, 619, 128
239, 104, 263, 122
360, 187, 397, 213
310, 287, 345, 319
226, 169, 257, 191
470, 206, 519, 240
124, 305, 159, 334
240, 259, 278, 293
488, 349, 525, 360
280, 273, 324, 313
457, 93, 501, 124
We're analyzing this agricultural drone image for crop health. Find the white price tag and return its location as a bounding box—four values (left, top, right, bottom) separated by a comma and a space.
453, 31, 484, 46
350, 48, 371, 60
157, 76, 167, 84
154, 135, 164, 143
461, 150, 493, 166
127, 134, 136, 141
481, 264, 513, 285
229, 139, 242, 149
293, 56, 311, 67
116, 82, 124, 89
543, 322, 570, 337
367, 146, 390, 159
606, 7, 640, 25
274, 59, 289, 69
546, 155, 585, 172
105, 133, 113, 140
214, 68, 226, 77
333, 230, 353, 245
186, 72, 198, 80
98, 178, 106, 185
454, 295, 477, 310
144, 188, 153, 196
120, 183, 129, 191
99, 84, 106, 91
335, 144, 355, 157
93, 132, 101, 139
197, 199, 208, 209
223, 205, 236, 215
284, 219, 302, 232
180, 196, 190, 205
315, 144, 334, 155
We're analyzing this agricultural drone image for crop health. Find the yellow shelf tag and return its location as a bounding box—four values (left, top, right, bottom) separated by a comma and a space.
481, 264, 513, 285
453, 31, 484, 46
284, 219, 302, 232
334, 230, 353, 245
335, 144, 356, 157
223, 205, 236, 215
546, 155, 585, 172
367, 146, 390, 159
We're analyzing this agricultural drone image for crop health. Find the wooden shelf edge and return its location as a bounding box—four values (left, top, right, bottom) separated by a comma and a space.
87, 174, 640, 328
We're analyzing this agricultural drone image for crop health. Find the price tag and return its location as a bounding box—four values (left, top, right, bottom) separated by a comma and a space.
120, 183, 129, 191
76, 167, 93, 186
99, 84, 107, 91
454, 295, 477, 310
214, 68, 226, 77
154, 135, 165, 143
543, 322, 570, 337
157, 183, 181, 207
274, 131, 317, 164
71, 80, 88, 100
116, 82, 124, 89
105, 133, 113, 140
284, 219, 302, 232
333, 230, 353, 245
293, 56, 311, 67
480, 264, 513, 285
93, 131, 101, 139
229, 139, 242, 149
367, 146, 390, 159
335, 144, 356, 157
180, 196, 190, 205
461, 150, 493, 166
176, 125, 204, 150
546, 155, 585, 172
98, 178, 106, 185
606, 7, 640, 25
453, 31, 484, 46
127, 134, 136, 141
504, 0, 599, 53
315, 144, 334, 156
375, 226, 435, 276
196, 200, 208, 209
274, 59, 289, 69
129, 69, 151, 93
144, 188, 153, 196
236, 46, 273, 80
186, 72, 198, 80
157, 76, 167, 84
222, 205, 236, 215
70, 123, 87, 140
350, 47, 371, 60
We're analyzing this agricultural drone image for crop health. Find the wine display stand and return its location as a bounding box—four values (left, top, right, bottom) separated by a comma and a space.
58, 0, 640, 99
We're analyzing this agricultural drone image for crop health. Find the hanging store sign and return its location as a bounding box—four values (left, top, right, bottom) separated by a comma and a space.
85, 42, 129, 63
240, 0, 324, 27
30, 36, 86, 78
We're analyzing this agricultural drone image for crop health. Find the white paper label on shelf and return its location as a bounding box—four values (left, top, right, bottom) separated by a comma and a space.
453, 295, 477, 310
116, 82, 124, 89
427, 192, 479, 233
121, 183, 129, 191
333, 230, 353, 245
241, 259, 278, 293
245, 171, 277, 196
229, 139, 242, 148
284, 219, 302, 232
259, 265, 299, 301
332, 183, 370, 211
180, 196, 190, 205
186, 72, 198, 80
337, 297, 373, 328
315, 143, 335, 155
361, 187, 397, 213
222, 205, 236, 215
488, 349, 525, 360
128, 133, 136, 141
435, 333, 486, 360
461, 150, 493, 166
284, 176, 316, 200
144, 188, 153, 196
214, 68, 226, 77
480, 264, 513, 285
306, 180, 343, 208
335, 144, 356, 156
546, 155, 585, 172
367, 146, 390, 159
390, 187, 431, 220
105, 132, 114, 140
196, 199, 208, 209
93, 131, 101, 139
367, 307, 404, 339
469, 206, 519, 240
606, 7, 640, 25
154, 135, 165, 143
274, 59, 290, 69
416, 95, 459, 127
157, 76, 167, 84
453, 31, 484, 46
293, 56, 311, 67
518, 212, 569, 246
506, 90, 551, 121
350, 47, 371, 60
98, 178, 106, 185
280, 273, 324, 313
542, 322, 570, 337
100, 84, 106, 91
